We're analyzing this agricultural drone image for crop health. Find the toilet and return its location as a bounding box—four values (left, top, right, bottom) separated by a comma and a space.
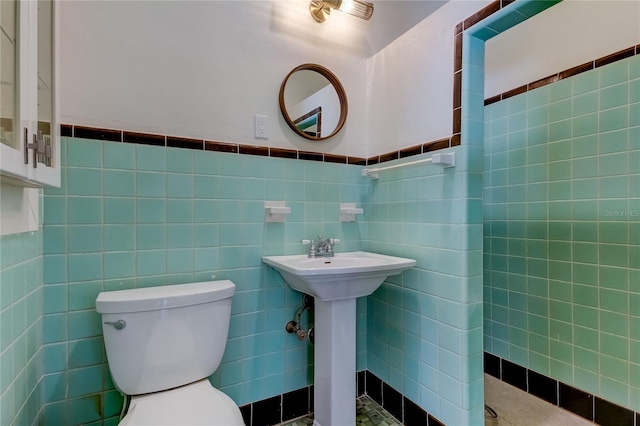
95, 280, 245, 425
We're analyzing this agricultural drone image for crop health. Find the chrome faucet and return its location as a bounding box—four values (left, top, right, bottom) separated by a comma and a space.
303, 235, 340, 258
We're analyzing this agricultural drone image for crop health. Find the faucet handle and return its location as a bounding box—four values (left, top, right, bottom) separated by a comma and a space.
302, 239, 316, 257
330, 238, 340, 244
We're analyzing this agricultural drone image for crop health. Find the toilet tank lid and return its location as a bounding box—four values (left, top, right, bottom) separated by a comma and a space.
96, 280, 235, 314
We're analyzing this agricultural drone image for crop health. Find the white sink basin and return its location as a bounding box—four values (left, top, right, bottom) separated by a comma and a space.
262, 251, 416, 301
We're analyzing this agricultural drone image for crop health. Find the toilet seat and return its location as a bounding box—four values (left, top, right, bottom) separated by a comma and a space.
119, 379, 245, 425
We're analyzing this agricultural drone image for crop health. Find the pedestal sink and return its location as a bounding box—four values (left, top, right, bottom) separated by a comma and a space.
262, 251, 416, 426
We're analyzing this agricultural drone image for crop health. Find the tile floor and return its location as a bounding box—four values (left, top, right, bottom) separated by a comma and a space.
280, 396, 402, 425
280, 374, 595, 425
484, 374, 593, 426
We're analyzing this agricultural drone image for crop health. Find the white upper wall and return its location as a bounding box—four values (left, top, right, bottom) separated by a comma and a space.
367, 0, 490, 155
485, 0, 640, 98
60, 1, 370, 157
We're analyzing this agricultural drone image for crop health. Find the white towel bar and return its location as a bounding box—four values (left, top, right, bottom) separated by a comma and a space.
362, 152, 455, 178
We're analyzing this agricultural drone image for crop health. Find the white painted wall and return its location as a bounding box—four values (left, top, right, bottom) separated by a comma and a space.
0, 184, 39, 235
60, 1, 370, 157
367, 0, 491, 155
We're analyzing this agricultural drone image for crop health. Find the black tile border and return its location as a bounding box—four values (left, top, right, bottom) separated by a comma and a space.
404, 396, 428, 426
382, 382, 404, 422
560, 383, 594, 421
252, 395, 282, 426
528, 370, 558, 406
62, 124, 359, 165
167, 136, 204, 150
239, 144, 269, 157
60, 124, 72, 137
239, 403, 252, 426
484, 352, 501, 379
360, 371, 448, 425
502, 358, 527, 391
595, 397, 636, 426
365, 370, 383, 406
428, 413, 446, 426
282, 387, 312, 422
240, 388, 310, 426
123, 131, 165, 146
485, 352, 639, 426
74, 125, 122, 142
357, 370, 366, 397
239, 370, 445, 425
205, 140, 238, 154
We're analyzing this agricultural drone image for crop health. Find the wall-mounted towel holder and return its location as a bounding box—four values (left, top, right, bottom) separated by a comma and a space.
362, 152, 456, 179
265, 201, 291, 222
340, 203, 363, 222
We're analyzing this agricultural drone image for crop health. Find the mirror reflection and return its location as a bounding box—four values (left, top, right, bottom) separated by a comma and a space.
279, 64, 347, 141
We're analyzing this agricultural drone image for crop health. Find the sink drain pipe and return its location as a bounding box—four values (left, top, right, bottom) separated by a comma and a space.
286, 294, 314, 343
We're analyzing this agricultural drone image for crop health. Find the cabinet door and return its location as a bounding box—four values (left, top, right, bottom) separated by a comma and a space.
0, 0, 29, 181
29, 0, 60, 187
0, 0, 59, 187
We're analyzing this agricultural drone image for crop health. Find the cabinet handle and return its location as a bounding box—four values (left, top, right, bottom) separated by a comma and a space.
32, 133, 40, 168
23, 128, 27, 164
44, 134, 52, 167
35, 130, 49, 166
23, 127, 38, 168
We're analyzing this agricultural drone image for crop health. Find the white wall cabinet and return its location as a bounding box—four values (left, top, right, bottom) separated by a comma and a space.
1, 0, 60, 188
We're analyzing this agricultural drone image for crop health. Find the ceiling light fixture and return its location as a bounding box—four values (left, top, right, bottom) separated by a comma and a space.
309, 0, 374, 23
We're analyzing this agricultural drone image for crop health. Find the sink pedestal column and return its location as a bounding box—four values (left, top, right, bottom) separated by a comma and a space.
313, 297, 357, 426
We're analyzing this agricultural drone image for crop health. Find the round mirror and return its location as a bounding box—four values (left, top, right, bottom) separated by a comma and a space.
279, 64, 348, 141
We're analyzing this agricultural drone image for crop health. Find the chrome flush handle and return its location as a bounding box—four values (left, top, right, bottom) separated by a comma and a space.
104, 320, 127, 330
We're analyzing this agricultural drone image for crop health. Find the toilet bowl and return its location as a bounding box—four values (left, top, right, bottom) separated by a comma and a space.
119, 379, 242, 425
96, 280, 244, 425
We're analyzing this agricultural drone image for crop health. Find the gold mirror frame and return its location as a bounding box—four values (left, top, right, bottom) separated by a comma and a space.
279, 64, 348, 141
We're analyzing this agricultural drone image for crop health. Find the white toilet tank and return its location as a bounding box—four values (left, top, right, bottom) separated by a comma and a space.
96, 280, 235, 396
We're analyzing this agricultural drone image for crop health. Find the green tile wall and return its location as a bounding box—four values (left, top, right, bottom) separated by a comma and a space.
41, 138, 367, 425
0, 230, 44, 425
363, 145, 485, 425
40, 135, 484, 425
483, 54, 640, 411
